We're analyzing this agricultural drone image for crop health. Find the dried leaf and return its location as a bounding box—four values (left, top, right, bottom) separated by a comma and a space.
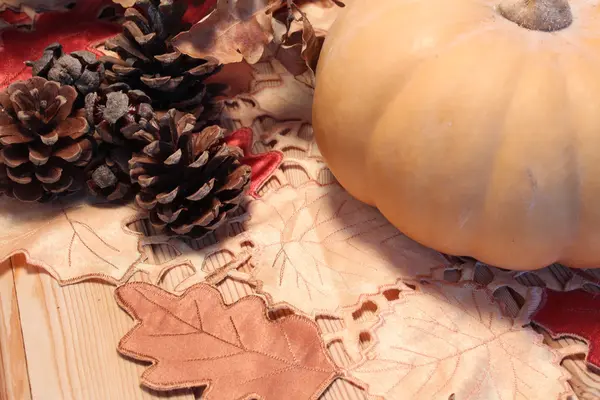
173, 0, 279, 64
0, 197, 143, 284
243, 182, 448, 313
348, 283, 574, 400
116, 282, 340, 398
206, 60, 257, 97
532, 289, 600, 370
0, 0, 123, 88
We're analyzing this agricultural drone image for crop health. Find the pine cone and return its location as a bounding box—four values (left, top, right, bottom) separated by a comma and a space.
100, 0, 225, 118
86, 147, 136, 202
84, 83, 157, 201
0, 77, 93, 202
129, 109, 251, 237
26, 43, 105, 102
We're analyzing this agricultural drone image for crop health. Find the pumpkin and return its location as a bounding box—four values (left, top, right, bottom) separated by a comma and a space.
312, 0, 600, 270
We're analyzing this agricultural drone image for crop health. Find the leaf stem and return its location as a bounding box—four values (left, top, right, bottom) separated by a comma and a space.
497, 0, 572, 31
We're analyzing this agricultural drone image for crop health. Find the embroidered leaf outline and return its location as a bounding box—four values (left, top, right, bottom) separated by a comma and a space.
532, 289, 600, 370
348, 283, 573, 400
243, 182, 447, 313
0, 198, 143, 284
115, 282, 339, 399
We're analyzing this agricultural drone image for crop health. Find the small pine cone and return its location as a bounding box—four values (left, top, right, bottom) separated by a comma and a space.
85, 82, 157, 150
85, 146, 136, 202
26, 43, 105, 102
129, 109, 251, 238
0, 77, 93, 202
100, 0, 224, 116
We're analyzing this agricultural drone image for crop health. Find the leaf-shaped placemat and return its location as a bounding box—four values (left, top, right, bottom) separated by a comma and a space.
0, 197, 143, 284
243, 181, 449, 313
116, 282, 340, 399
345, 283, 574, 400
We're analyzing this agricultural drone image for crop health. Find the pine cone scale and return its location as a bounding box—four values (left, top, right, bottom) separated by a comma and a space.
29, 142, 52, 166
13, 181, 44, 202
35, 165, 62, 184
2, 145, 28, 167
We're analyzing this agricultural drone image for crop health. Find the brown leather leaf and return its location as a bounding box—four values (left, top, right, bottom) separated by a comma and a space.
115, 282, 340, 399
172, 0, 279, 64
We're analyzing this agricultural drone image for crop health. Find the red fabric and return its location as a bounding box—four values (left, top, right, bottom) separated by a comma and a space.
0, 9, 32, 26
183, 0, 217, 25
532, 289, 600, 369
0, 0, 123, 89
225, 128, 283, 198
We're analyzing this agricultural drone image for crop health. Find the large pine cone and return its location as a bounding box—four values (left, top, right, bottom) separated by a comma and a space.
101, 0, 224, 117
26, 43, 105, 102
0, 77, 93, 202
129, 109, 251, 237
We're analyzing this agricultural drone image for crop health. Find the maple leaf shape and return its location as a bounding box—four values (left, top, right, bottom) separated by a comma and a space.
0, 196, 143, 284
0, 0, 123, 88
347, 283, 573, 400
115, 282, 340, 399
172, 0, 279, 64
224, 127, 283, 198
532, 289, 600, 370
242, 181, 448, 313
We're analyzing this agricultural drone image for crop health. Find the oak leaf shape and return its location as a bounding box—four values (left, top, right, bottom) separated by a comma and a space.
532, 289, 600, 370
224, 127, 283, 198
348, 283, 573, 400
243, 181, 448, 313
0, 0, 123, 88
172, 0, 279, 64
115, 282, 339, 399
0, 197, 143, 284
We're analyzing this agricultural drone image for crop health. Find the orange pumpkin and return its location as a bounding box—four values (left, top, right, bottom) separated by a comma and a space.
312, 0, 600, 270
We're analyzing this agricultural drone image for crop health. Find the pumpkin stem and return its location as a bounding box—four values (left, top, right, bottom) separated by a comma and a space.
498, 0, 572, 32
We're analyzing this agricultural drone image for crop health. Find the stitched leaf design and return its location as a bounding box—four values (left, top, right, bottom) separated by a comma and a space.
0, 197, 142, 284
348, 283, 573, 400
115, 282, 340, 399
243, 181, 448, 313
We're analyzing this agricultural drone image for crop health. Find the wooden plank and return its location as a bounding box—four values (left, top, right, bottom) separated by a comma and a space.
10, 255, 194, 400
0, 258, 31, 400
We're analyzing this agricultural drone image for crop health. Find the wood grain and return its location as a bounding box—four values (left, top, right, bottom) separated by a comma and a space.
9, 255, 194, 400
0, 258, 30, 400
